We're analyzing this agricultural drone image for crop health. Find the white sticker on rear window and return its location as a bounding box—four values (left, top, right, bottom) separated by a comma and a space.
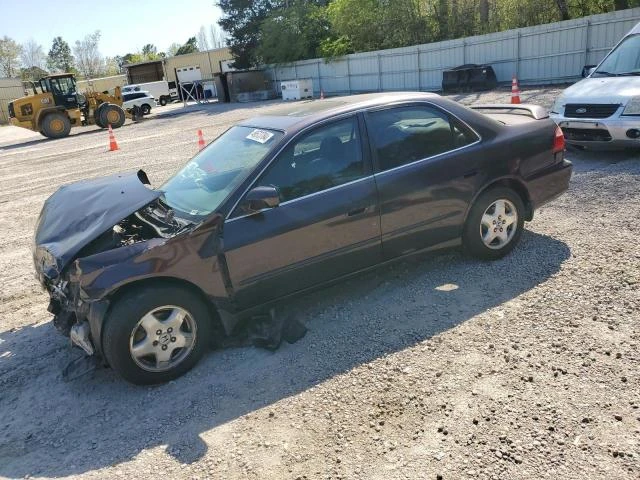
246, 129, 274, 144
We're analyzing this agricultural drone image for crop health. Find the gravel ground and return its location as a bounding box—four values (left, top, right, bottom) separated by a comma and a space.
0, 87, 638, 480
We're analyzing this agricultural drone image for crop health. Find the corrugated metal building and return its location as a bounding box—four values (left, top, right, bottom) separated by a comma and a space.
0, 78, 25, 125
125, 47, 233, 84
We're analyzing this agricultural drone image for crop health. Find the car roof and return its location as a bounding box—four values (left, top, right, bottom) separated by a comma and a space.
238, 92, 441, 131
630, 21, 640, 35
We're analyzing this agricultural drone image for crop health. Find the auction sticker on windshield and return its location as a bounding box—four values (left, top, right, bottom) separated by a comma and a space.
246, 129, 274, 144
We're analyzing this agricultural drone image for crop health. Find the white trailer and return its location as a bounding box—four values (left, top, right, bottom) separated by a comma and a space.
122, 81, 177, 106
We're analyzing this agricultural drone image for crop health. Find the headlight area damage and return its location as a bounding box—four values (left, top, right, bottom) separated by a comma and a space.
33, 170, 187, 358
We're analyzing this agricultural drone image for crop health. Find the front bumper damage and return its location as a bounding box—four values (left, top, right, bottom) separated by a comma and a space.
44, 275, 110, 359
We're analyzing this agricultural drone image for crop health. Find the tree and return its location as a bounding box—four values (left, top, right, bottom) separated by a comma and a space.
142, 44, 158, 57
166, 42, 181, 57
210, 24, 226, 48
0, 36, 23, 77
104, 57, 121, 76
217, 0, 277, 68
21, 39, 46, 70
480, 0, 490, 25
47, 36, 74, 73
324, 0, 426, 54
197, 26, 210, 51
73, 31, 104, 78
258, 1, 331, 63
175, 37, 199, 55
554, 0, 570, 20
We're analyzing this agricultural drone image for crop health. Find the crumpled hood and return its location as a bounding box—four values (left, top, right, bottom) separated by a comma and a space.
34, 170, 161, 278
559, 77, 640, 105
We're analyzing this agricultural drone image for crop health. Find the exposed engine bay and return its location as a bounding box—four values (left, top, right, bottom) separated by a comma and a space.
76, 198, 189, 258
45, 198, 192, 348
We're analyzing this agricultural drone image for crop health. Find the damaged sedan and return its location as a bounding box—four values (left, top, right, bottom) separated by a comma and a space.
33, 92, 572, 384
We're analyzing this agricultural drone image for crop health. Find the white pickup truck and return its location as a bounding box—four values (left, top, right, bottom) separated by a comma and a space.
122, 81, 177, 106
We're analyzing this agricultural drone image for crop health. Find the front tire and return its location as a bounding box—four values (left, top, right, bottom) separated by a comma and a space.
99, 104, 126, 128
103, 285, 212, 385
41, 112, 71, 139
463, 187, 525, 260
141, 104, 151, 115
159, 96, 168, 106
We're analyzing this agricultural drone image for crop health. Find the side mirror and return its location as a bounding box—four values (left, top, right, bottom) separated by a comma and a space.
582, 65, 596, 78
244, 186, 280, 213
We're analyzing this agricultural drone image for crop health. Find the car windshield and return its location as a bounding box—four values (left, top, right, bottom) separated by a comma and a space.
160, 126, 283, 218
594, 34, 640, 76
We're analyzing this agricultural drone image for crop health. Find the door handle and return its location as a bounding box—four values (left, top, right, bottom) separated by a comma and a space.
463, 169, 478, 178
347, 207, 367, 217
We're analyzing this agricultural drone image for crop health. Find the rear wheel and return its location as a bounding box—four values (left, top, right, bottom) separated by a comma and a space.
99, 104, 126, 128
94, 104, 106, 128
103, 285, 212, 385
463, 187, 525, 260
141, 103, 152, 115
159, 96, 168, 106
41, 112, 71, 139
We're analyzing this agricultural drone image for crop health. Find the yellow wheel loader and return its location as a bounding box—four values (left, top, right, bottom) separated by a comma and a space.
8, 73, 130, 139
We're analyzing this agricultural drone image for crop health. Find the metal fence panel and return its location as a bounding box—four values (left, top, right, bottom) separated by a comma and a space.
264, 7, 640, 96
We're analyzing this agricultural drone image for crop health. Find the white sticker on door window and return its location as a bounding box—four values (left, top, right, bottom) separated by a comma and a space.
246, 129, 274, 144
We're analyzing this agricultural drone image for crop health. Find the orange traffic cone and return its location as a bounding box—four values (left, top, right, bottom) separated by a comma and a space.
108, 124, 119, 151
320, 89, 325, 100
197, 129, 205, 150
511, 76, 521, 104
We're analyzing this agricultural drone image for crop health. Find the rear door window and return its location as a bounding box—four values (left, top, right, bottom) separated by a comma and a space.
366, 105, 477, 172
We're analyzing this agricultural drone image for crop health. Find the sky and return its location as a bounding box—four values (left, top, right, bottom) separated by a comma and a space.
0, 0, 223, 57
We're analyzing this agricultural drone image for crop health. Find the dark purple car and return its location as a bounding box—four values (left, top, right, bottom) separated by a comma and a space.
33, 92, 571, 384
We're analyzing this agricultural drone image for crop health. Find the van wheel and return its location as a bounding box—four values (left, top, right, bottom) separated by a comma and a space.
463, 187, 525, 260
41, 112, 71, 139
99, 104, 126, 128
159, 97, 168, 106
103, 285, 212, 385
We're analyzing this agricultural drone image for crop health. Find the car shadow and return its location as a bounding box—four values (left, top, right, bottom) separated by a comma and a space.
0, 230, 570, 478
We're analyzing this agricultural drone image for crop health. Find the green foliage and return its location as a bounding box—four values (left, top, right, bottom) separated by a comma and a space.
217, 0, 277, 68
257, 1, 331, 64
218, 0, 640, 65
47, 37, 74, 73
0, 36, 22, 77
175, 37, 199, 55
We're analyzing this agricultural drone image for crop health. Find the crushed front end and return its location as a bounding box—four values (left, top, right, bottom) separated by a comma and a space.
32, 170, 185, 359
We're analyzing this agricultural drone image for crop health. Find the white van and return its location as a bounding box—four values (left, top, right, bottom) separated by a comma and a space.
550, 21, 640, 149
122, 81, 177, 106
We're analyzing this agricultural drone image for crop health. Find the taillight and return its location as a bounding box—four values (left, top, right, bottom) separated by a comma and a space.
553, 126, 565, 153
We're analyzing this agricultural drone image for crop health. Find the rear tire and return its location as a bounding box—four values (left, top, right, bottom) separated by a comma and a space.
141, 104, 151, 115
463, 187, 525, 260
99, 104, 126, 128
94, 104, 106, 128
103, 285, 212, 385
159, 96, 168, 106
41, 112, 71, 139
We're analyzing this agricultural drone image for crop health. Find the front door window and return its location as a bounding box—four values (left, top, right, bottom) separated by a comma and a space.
258, 116, 367, 203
